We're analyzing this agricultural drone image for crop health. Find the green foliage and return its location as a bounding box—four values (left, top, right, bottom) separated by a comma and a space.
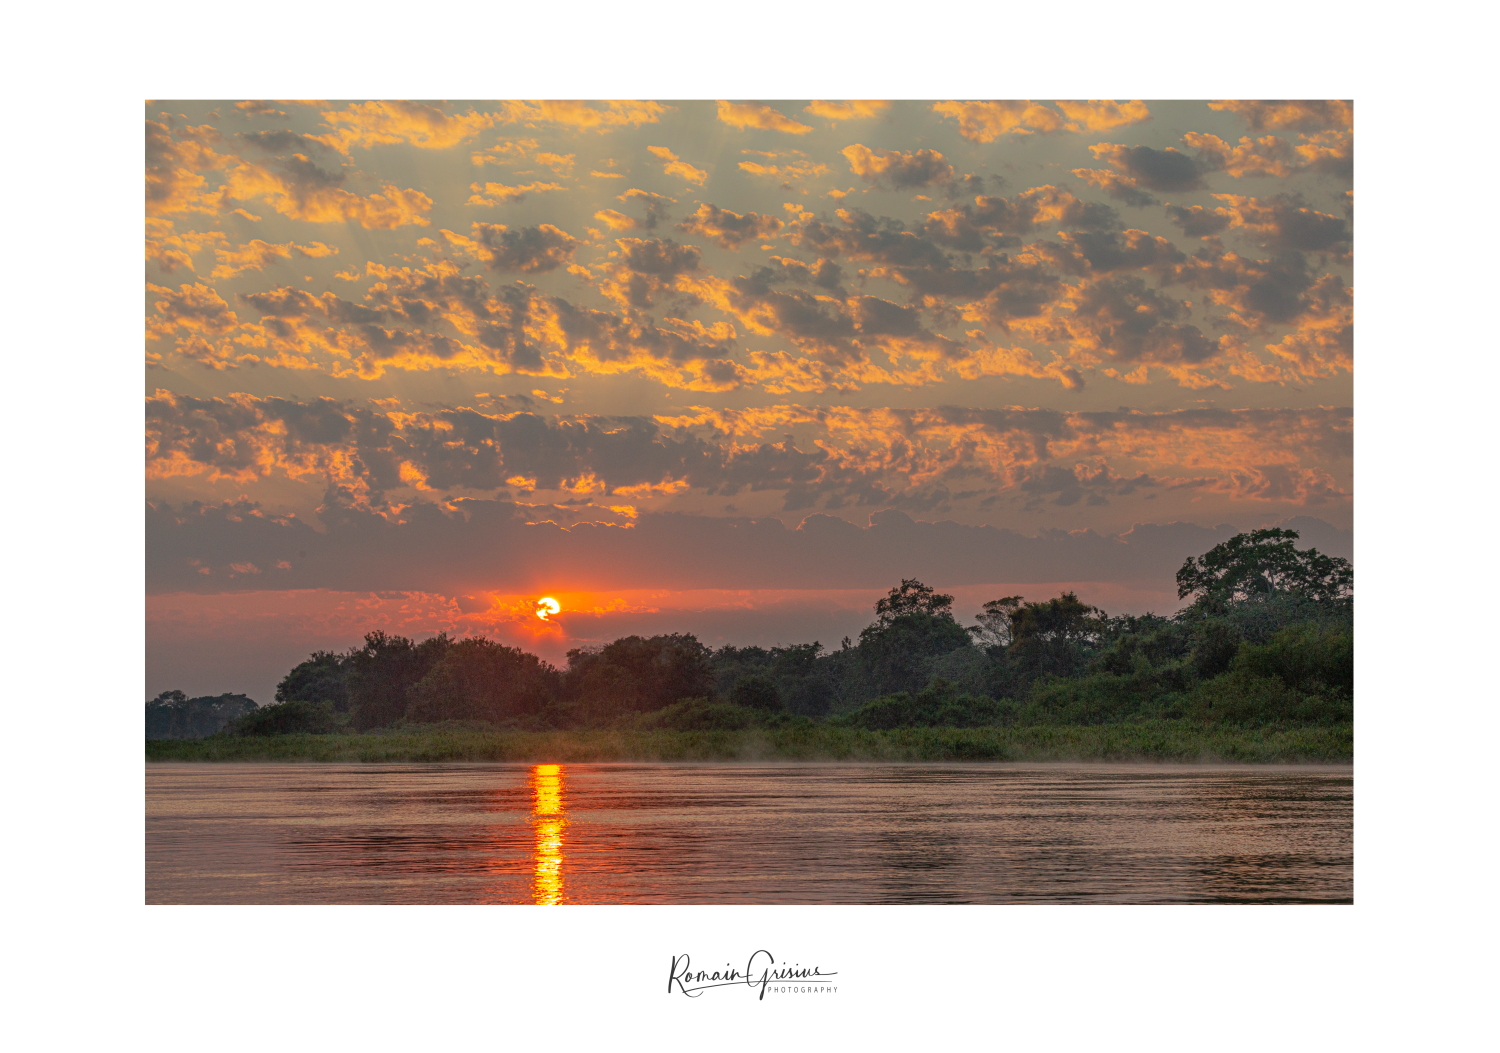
874, 578, 957, 625
147, 720, 1353, 765
1185, 670, 1352, 725
146, 691, 258, 740
564, 633, 715, 722
346, 631, 453, 731
1233, 625, 1353, 697
275, 651, 351, 710
834, 679, 1013, 730
711, 643, 831, 717
729, 674, 783, 711
637, 698, 761, 732
1003, 592, 1108, 682
1177, 528, 1352, 608
968, 596, 1024, 648
406, 637, 562, 724
1022, 666, 1190, 726
1189, 621, 1241, 679
227, 699, 346, 736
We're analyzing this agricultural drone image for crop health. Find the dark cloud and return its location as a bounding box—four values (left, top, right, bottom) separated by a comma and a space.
678, 203, 785, 249
842, 145, 955, 189
618, 188, 675, 230
1165, 204, 1233, 238
150, 495, 1345, 601
1094, 144, 1208, 193
1035, 229, 1186, 276
237, 129, 331, 154
1217, 194, 1350, 255
471, 222, 580, 273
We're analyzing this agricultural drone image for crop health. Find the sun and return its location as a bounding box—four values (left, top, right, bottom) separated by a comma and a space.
535, 596, 561, 621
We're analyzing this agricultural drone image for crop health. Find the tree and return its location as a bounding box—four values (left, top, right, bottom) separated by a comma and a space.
859, 579, 972, 696
146, 691, 258, 739
980, 592, 1107, 681
275, 650, 351, 711
563, 633, 715, 719
969, 596, 1024, 648
407, 637, 561, 724
345, 631, 453, 730
1176, 528, 1352, 608
874, 579, 956, 627
729, 674, 783, 711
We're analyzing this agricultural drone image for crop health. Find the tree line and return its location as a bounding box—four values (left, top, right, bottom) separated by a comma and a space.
149, 528, 1352, 738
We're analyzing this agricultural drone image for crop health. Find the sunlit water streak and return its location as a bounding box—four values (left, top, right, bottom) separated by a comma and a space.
531, 764, 565, 905
146, 763, 1353, 904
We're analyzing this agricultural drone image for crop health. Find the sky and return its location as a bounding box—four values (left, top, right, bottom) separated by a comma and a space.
144, 99, 1352, 703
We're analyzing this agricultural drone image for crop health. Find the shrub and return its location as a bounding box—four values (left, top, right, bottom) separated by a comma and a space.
636, 698, 764, 731
1186, 670, 1352, 725
1234, 625, 1353, 696
834, 679, 1012, 730
227, 699, 346, 736
729, 674, 783, 711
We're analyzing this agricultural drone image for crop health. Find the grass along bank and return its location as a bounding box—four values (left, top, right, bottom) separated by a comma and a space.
146, 720, 1352, 764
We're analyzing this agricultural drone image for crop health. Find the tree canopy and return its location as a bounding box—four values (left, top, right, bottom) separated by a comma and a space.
1176, 528, 1352, 607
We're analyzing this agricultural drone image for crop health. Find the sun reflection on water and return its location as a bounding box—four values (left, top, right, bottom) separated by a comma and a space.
531, 764, 566, 905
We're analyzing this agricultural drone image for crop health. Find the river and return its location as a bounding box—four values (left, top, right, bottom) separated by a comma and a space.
146, 762, 1352, 904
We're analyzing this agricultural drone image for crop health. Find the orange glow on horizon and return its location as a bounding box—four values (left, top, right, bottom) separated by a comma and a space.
531, 763, 565, 905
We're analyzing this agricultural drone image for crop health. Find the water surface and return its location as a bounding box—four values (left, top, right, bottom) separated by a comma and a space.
146, 763, 1352, 904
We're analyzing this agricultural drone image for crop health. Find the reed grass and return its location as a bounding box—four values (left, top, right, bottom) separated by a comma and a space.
146, 720, 1351, 764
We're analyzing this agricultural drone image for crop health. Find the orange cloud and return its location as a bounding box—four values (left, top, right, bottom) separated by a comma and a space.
716, 101, 813, 134
931, 101, 1065, 141
841, 144, 954, 189
208, 239, 338, 280
1208, 100, 1352, 132
1054, 100, 1151, 132
1183, 132, 1298, 178
222, 159, 432, 228
314, 101, 499, 152
646, 146, 707, 185
495, 100, 667, 130
466, 180, 565, 205
678, 202, 784, 249
932, 100, 1148, 142
805, 100, 890, 121
145, 219, 228, 273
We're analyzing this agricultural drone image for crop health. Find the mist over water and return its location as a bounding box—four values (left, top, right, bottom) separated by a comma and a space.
146, 763, 1352, 904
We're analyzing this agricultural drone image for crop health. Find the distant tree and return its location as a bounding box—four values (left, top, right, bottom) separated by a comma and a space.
406, 637, 561, 724
275, 650, 351, 711
1176, 528, 1352, 608
874, 579, 956, 626
146, 691, 258, 740
969, 596, 1024, 648
564, 633, 715, 720
345, 631, 453, 730
1011, 593, 1106, 646
227, 699, 343, 736
859, 580, 972, 696
729, 674, 783, 711
985, 592, 1108, 681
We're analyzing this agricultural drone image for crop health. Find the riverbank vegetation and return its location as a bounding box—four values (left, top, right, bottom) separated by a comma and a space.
145, 720, 1352, 764
147, 529, 1353, 763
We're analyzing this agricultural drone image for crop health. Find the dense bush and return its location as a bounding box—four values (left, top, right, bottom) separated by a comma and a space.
834, 680, 1014, 730
227, 699, 346, 736
146, 691, 258, 740
407, 638, 562, 724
